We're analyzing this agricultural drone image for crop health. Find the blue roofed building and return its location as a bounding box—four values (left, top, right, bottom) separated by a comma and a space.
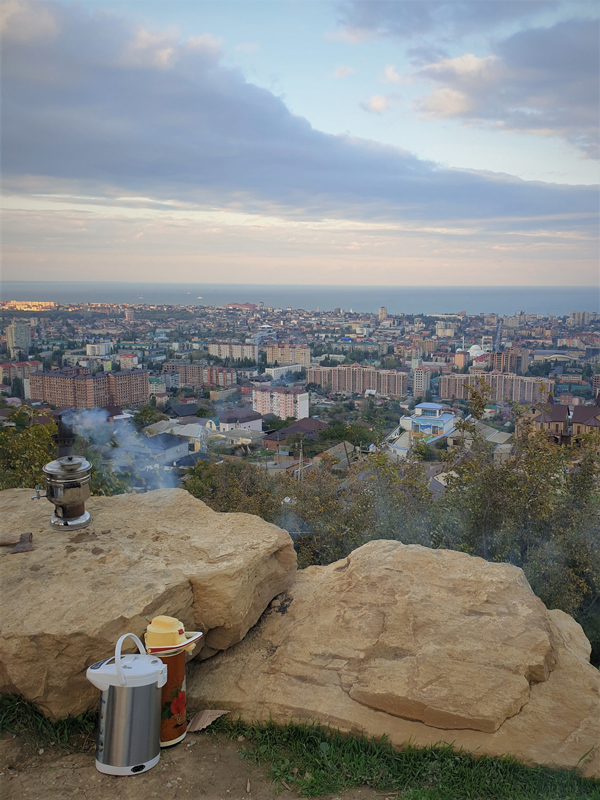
386, 402, 457, 461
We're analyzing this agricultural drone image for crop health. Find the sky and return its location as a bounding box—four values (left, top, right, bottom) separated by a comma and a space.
1, 0, 599, 287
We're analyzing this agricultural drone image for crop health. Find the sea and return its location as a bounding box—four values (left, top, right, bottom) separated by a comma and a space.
2, 282, 599, 317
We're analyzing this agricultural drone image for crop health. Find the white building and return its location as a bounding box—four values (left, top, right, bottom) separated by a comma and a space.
252, 386, 309, 420
218, 409, 263, 432
435, 321, 455, 338
264, 363, 303, 380
207, 342, 259, 361
413, 367, 431, 395
86, 343, 111, 356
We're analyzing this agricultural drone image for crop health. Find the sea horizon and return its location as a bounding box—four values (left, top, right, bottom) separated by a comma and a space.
1, 282, 599, 317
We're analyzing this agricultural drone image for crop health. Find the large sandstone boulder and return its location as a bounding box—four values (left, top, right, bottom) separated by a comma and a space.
0, 488, 296, 719
188, 540, 600, 778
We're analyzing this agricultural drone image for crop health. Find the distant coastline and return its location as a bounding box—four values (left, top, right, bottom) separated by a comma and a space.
1, 282, 598, 316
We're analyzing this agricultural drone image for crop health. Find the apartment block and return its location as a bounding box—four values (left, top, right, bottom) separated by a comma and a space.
0, 360, 42, 385
439, 372, 553, 404
569, 312, 591, 327
108, 370, 149, 407
162, 362, 237, 389
413, 367, 431, 396
491, 348, 530, 375
207, 342, 259, 361
306, 364, 407, 399
6, 322, 31, 356
435, 322, 455, 338
118, 352, 139, 369
265, 344, 311, 368
252, 386, 309, 420
86, 343, 111, 356
29, 368, 149, 408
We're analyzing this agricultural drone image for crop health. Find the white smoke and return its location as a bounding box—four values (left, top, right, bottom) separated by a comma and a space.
61, 408, 179, 491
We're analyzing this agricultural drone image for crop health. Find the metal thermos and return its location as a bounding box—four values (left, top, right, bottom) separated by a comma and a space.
86, 634, 167, 776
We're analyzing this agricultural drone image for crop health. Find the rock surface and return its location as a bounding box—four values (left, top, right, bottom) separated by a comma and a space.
0, 488, 296, 718
188, 540, 600, 778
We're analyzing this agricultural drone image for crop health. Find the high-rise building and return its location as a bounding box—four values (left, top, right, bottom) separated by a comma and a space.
0, 360, 42, 385
378, 307, 388, 322
118, 352, 139, 370
207, 342, 259, 361
265, 344, 311, 368
86, 343, 111, 356
6, 322, 31, 356
568, 312, 590, 327
413, 367, 431, 396
306, 364, 407, 398
108, 370, 149, 407
29, 368, 149, 408
252, 386, 309, 420
161, 362, 237, 388
439, 373, 552, 404
124, 309, 135, 322
435, 321, 455, 338
492, 348, 530, 375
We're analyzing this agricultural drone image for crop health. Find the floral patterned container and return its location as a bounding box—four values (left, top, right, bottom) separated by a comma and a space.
144, 616, 204, 748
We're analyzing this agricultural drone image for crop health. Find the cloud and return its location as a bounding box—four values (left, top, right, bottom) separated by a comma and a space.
380, 64, 405, 84
336, 0, 559, 41
1, 0, 597, 233
360, 94, 393, 113
414, 20, 599, 157
334, 64, 355, 78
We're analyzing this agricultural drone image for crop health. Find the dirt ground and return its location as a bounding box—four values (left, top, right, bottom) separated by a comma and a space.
0, 733, 382, 800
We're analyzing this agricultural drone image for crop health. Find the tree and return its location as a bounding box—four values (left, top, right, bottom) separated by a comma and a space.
186, 461, 281, 521
0, 407, 56, 489
133, 405, 168, 431
436, 382, 600, 664
11, 377, 24, 398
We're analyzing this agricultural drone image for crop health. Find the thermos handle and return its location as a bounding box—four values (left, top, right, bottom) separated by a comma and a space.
114, 633, 146, 686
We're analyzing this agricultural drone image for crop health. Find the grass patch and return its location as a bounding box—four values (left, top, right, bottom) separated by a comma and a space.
0, 694, 97, 752
210, 717, 599, 800
1, 695, 598, 799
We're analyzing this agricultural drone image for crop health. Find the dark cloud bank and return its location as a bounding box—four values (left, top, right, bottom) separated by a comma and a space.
340, 1, 599, 158
1, 0, 597, 228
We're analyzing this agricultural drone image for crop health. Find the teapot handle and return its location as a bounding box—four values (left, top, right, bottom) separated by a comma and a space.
115, 633, 146, 686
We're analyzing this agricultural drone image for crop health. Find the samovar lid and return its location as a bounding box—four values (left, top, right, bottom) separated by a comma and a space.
43, 455, 91, 476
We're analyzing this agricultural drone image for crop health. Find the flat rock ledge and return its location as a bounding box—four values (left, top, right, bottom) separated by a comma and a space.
188, 540, 600, 778
0, 488, 296, 719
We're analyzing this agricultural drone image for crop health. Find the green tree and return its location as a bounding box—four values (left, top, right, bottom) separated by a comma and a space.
186, 460, 281, 521
436, 383, 600, 663
0, 407, 56, 489
11, 377, 24, 399
133, 405, 168, 431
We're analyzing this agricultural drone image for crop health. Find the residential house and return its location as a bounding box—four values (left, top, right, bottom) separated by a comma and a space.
218, 408, 263, 432
572, 396, 600, 437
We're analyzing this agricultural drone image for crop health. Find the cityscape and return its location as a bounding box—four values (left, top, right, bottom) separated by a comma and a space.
1, 0, 599, 792
1, 298, 598, 478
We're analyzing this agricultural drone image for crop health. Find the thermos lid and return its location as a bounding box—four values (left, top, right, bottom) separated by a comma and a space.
145, 615, 203, 655
86, 634, 168, 692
